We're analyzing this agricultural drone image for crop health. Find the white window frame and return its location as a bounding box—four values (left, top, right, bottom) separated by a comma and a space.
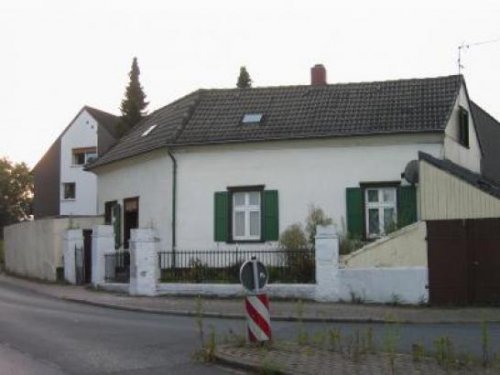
232, 191, 261, 241
364, 187, 397, 239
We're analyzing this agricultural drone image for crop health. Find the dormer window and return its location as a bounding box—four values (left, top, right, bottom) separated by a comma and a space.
242, 113, 264, 124
458, 107, 469, 148
141, 124, 157, 137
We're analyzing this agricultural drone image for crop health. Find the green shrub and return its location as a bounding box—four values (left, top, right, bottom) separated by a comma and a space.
305, 205, 333, 245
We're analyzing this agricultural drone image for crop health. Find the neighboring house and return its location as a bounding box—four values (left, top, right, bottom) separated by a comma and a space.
470, 101, 500, 185
87, 65, 493, 251
33, 106, 121, 218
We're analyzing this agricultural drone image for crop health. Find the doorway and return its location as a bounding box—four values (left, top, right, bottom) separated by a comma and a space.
123, 197, 139, 249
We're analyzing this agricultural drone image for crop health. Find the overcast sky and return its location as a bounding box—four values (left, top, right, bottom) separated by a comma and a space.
1, 0, 499, 167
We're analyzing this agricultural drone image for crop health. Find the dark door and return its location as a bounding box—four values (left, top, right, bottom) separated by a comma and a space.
83, 229, 92, 284
427, 218, 500, 305
427, 220, 469, 305
123, 197, 139, 249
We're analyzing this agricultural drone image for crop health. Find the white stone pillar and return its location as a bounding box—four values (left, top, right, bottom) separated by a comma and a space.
63, 229, 83, 284
129, 228, 158, 296
314, 225, 340, 302
92, 225, 114, 287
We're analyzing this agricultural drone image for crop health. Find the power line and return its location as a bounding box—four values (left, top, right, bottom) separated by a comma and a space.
458, 38, 500, 74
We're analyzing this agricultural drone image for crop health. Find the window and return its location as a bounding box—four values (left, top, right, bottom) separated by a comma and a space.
63, 183, 76, 200
365, 187, 397, 238
242, 113, 264, 124
214, 189, 279, 243
458, 107, 469, 148
346, 185, 417, 240
72, 147, 97, 165
232, 191, 261, 241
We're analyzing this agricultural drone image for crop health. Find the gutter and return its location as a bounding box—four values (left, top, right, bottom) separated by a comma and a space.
167, 150, 177, 267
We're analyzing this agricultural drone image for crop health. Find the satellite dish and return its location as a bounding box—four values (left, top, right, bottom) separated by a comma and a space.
403, 160, 419, 184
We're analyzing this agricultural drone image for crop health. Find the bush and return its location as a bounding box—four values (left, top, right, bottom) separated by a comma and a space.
305, 205, 333, 245
279, 224, 315, 283
279, 223, 308, 250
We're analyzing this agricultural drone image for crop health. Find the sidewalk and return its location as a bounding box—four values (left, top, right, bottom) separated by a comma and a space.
1, 273, 500, 323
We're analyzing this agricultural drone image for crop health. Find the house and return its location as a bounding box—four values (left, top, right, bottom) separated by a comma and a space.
87, 65, 493, 252
33, 106, 121, 218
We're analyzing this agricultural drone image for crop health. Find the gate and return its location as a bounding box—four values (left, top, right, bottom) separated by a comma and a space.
427, 218, 500, 305
105, 251, 130, 283
75, 246, 85, 285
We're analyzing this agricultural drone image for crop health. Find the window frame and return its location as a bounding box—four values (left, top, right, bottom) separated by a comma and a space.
227, 185, 265, 243
360, 182, 400, 240
72, 147, 97, 166
62, 182, 76, 200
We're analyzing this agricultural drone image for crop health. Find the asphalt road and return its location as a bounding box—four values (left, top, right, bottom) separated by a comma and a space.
1, 281, 500, 374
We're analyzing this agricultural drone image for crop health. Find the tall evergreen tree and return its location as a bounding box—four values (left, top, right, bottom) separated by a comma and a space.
119, 57, 149, 133
236, 66, 252, 88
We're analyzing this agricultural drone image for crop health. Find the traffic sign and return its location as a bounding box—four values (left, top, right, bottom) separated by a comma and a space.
240, 257, 268, 293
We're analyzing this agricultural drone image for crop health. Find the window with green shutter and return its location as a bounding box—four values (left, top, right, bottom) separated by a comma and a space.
346, 187, 363, 238
214, 188, 279, 243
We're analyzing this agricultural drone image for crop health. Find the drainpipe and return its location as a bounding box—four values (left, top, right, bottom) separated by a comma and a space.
168, 150, 177, 268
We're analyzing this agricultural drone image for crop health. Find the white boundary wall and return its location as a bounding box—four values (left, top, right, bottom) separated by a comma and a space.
93, 225, 428, 304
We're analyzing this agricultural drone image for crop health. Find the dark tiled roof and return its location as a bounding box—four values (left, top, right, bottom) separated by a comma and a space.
470, 102, 500, 160
419, 152, 500, 200
89, 75, 462, 169
84, 106, 121, 138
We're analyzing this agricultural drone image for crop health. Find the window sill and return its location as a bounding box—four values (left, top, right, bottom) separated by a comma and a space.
61, 198, 76, 202
227, 239, 266, 244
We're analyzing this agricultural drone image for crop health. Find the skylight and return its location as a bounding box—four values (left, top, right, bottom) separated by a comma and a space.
242, 113, 264, 124
141, 124, 157, 137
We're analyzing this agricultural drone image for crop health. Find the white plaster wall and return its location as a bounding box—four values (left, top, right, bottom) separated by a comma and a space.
341, 221, 427, 268
339, 267, 428, 304
175, 135, 442, 249
444, 85, 482, 173
4, 216, 102, 281
60, 110, 99, 215
95, 149, 173, 251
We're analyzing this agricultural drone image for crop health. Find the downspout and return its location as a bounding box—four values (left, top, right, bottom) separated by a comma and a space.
168, 150, 177, 268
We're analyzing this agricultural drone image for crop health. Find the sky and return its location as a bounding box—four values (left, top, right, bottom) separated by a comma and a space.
1, 0, 500, 168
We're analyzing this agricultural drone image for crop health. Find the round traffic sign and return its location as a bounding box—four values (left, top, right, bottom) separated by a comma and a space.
240, 259, 268, 292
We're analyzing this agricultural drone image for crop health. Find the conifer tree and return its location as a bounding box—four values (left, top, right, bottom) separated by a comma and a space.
236, 66, 252, 88
119, 57, 149, 133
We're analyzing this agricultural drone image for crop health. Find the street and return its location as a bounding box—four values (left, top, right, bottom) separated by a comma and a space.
0, 280, 499, 374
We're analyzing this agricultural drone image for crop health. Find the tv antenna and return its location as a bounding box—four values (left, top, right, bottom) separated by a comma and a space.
458, 38, 500, 74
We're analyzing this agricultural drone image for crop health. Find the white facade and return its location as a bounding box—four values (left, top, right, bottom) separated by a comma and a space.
443, 85, 482, 173
60, 110, 99, 215
96, 149, 173, 250
96, 134, 443, 250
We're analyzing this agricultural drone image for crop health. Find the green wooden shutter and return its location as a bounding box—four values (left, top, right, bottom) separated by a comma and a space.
214, 192, 229, 242
263, 190, 279, 241
398, 185, 417, 228
112, 203, 121, 250
346, 187, 363, 238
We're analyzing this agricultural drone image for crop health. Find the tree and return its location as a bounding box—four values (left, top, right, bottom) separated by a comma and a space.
0, 158, 33, 236
119, 57, 149, 134
236, 66, 252, 88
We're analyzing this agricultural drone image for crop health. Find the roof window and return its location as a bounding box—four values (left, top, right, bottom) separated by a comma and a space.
141, 124, 157, 137
242, 113, 264, 124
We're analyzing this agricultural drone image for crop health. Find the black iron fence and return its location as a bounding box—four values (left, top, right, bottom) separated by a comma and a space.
158, 248, 315, 284
104, 251, 130, 283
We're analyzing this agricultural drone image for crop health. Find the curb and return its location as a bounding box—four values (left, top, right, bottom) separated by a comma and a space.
214, 352, 289, 375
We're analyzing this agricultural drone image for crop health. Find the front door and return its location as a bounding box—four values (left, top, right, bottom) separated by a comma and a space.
123, 197, 139, 249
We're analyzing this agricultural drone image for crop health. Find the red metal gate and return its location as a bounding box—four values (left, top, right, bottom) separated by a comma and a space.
427, 219, 500, 305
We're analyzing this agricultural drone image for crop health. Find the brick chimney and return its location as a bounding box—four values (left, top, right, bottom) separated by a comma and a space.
311, 64, 327, 86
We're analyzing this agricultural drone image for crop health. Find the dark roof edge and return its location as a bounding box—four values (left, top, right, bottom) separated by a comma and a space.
460, 80, 485, 157
418, 151, 500, 200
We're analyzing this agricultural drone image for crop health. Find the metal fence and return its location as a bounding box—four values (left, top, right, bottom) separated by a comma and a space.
158, 248, 315, 284
104, 251, 130, 283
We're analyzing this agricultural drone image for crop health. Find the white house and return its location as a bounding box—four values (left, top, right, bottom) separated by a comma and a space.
88, 66, 488, 252
33, 106, 121, 218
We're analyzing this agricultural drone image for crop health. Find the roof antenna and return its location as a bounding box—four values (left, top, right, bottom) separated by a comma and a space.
457, 38, 500, 75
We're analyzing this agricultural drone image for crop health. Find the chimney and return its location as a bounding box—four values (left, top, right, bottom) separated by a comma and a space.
311, 64, 327, 86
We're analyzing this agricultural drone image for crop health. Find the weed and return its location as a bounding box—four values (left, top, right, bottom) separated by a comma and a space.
389, 293, 402, 306
195, 295, 205, 348
349, 291, 365, 304
481, 320, 491, 367
328, 328, 342, 352
295, 299, 308, 345
259, 357, 283, 374
433, 336, 455, 369
365, 327, 376, 354
411, 342, 425, 362
383, 320, 400, 374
